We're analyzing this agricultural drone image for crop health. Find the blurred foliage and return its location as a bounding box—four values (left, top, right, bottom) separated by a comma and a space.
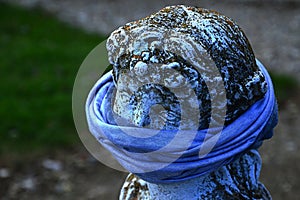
270, 72, 298, 105
0, 2, 297, 153
0, 2, 105, 153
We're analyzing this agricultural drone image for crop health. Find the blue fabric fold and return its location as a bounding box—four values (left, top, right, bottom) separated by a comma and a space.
145, 150, 271, 200
86, 59, 278, 183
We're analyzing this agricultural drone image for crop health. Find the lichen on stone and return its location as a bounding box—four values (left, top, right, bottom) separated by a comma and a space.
106, 5, 267, 130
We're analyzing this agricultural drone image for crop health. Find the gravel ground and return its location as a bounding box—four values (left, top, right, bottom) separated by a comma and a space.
1, 1, 300, 200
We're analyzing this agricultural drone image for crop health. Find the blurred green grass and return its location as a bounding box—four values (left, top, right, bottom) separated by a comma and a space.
270, 72, 298, 104
0, 2, 105, 153
0, 2, 297, 154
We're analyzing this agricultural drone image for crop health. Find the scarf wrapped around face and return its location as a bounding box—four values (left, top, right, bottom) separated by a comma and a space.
86, 59, 278, 184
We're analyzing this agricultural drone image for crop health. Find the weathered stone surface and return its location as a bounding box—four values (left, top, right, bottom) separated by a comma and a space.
107, 5, 267, 130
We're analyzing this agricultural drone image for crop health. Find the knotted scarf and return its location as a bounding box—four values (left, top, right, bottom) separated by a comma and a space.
86, 59, 278, 183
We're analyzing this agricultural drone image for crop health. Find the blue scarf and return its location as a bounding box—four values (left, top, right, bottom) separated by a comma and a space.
86, 60, 278, 184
